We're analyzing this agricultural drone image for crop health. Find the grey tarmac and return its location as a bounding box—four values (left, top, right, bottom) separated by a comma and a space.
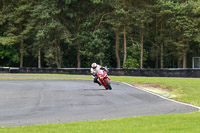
0, 79, 199, 127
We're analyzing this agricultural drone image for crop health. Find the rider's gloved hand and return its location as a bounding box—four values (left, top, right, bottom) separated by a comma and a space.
103, 67, 109, 72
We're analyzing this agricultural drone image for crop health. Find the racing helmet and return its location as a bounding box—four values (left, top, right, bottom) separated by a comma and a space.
91, 63, 97, 69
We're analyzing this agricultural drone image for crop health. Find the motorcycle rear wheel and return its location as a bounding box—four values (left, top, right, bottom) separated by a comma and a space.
105, 79, 112, 90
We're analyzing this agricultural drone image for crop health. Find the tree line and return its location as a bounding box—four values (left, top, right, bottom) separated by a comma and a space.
0, 0, 200, 68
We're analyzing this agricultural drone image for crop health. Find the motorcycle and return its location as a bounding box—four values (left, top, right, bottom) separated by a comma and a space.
96, 69, 112, 90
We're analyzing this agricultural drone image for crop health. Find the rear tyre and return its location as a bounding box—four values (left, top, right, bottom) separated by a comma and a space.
105, 79, 112, 90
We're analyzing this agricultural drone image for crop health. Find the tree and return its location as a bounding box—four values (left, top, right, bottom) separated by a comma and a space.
156, 0, 174, 68
31, 0, 71, 68
166, 0, 196, 68
0, 0, 34, 67
81, 28, 109, 65
69, 0, 95, 68
1, 0, 200, 69
128, 0, 153, 69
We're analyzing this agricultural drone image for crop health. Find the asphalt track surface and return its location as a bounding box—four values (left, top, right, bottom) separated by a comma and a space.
0, 78, 199, 127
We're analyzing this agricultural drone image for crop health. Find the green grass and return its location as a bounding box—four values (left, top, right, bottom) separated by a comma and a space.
0, 74, 200, 133
111, 76, 200, 106
1, 112, 200, 133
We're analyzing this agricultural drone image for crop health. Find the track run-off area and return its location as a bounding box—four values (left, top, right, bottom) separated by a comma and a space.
0, 74, 199, 127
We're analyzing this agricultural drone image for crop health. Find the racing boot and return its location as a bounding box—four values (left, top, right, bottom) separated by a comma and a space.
97, 81, 101, 86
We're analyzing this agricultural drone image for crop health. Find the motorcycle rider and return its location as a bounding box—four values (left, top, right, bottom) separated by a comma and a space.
91, 62, 108, 86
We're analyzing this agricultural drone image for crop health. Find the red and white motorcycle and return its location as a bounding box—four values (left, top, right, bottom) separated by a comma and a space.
96, 69, 112, 90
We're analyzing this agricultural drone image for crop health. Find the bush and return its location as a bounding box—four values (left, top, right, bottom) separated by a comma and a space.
123, 58, 139, 69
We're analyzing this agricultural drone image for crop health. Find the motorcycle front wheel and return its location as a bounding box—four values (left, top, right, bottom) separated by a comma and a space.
105, 79, 112, 90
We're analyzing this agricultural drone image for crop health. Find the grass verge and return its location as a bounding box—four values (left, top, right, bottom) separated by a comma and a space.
0, 74, 200, 133
111, 76, 200, 106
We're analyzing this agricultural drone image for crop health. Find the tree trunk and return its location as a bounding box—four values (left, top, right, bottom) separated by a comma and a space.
2, 0, 5, 6
178, 58, 182, 68
181, 28, 187, 68
20, 38, 23, 68
182, 39, 188, 68
54, 37, 60, 68
77, 46, 81, 68
115, 28, 120, 68
19, 23, 23, 68
140, 29, 143, 69
155, 17, 158, 68
123, 24, 127, 66
100, 59, 102, 65
183, 52, 186, 68
38, 48, 41, 68
122, 0, 127, 67
160, 42, 164, 68
58, 40, 62, 68
155, 52, 158, 68
54, 29, 61, 68
160, 23, 164, 69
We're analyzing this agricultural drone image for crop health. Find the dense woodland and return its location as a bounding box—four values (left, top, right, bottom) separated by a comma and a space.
0, 0, 200, 68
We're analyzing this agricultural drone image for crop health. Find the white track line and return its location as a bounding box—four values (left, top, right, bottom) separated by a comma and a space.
122, 82, 200, 111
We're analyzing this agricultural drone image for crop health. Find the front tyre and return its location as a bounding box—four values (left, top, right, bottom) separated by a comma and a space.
105, 79, 112, 90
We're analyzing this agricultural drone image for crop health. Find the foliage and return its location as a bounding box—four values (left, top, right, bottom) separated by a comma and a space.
0, 45, 19, 66
81, 28, 110, 64
0, 0, 200, 68
123, 58, 139, 69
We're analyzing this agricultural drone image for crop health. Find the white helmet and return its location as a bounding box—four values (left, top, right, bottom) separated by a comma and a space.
91, 63, 97, 69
